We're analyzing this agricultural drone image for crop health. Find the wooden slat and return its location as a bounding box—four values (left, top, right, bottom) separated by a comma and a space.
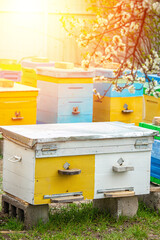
150, 187, 160, 192
104, 191, 135, 198
51, 195, 84, 203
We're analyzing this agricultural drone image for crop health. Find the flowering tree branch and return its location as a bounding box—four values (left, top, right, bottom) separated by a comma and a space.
61, 0, 160, 99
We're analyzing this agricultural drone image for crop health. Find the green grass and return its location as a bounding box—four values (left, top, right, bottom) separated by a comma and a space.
0, 201, 160, 239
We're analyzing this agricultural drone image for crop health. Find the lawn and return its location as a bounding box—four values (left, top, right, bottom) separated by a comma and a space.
0, 201, 160, 240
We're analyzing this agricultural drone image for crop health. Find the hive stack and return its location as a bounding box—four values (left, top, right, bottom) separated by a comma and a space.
93, 68, 143, 126
21, 57, 54, 87
36, 63, 94, 123
139, 118, 160, 185
0, 59, 21, 83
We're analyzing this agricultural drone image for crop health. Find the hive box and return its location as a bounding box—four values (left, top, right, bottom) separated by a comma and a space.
147, 74, 160, 84
1, 122, 157, 205
139, 122, 160, 185
0, 70, 21, 82
0, 83, 38, 125
21, 59, 54, 87
36, 67, 94, 123
93, 69, 143, 125
143, 83, 160, 123
0, 59, 21, 71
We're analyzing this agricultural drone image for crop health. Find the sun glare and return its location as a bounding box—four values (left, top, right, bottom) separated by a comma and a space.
13, 0, 43, 12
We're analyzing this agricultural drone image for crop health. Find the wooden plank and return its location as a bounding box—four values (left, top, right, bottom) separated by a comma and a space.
51, 195, 84, 203
104, 191, 135, 198
150, 187, 160, 192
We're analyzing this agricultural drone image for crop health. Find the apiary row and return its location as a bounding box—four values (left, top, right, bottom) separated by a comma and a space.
0, 59, 159, 126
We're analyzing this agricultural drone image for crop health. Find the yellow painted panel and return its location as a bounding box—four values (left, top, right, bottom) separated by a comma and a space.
22, 68, 37, 78
144, 95, 160, 122
0, 97, 37, 125
37, 74, 93, 84
21, 76, 37, 87
93, 95, 143, 125
110, 97, 143, 125
34, 155, 95, 204
93, 95, 111, 122
0, 59, 21, 71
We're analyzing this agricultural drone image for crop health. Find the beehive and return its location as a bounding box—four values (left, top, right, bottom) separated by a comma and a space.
21, 58, 54, 87
139, 122, 160, 185
0, 82, 38, 125
1, 122, 157, 205
143, 83, 160, 123
93, 69, 143, 125
0, 59, 21, 83
36, 67, 94, 123
147, 74, 160, 84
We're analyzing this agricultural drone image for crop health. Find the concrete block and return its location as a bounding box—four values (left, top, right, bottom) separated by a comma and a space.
2, 194, 49, 229
139, 193, 160, 212
93, 196, 138, 218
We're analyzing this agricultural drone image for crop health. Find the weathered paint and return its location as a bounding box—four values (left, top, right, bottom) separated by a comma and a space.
1, 122, 157, 205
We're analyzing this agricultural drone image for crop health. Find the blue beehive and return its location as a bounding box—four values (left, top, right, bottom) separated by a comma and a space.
151, 139, 160, 185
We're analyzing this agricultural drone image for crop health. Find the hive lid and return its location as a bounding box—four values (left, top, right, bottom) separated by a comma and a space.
21, 59, 54, 69
36, 67, 95, 78
0, 122, 158, 148
0, 83, 39, 92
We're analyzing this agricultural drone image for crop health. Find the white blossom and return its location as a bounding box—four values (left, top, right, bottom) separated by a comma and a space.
128, 85, 135, 94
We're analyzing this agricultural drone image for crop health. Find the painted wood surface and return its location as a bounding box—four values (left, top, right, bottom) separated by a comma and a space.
93, 82, 143, 97
36, 67, 95, 79
34, 155, 95, 204
94, 151, 151, 198
3, 139, 35, 204
21, 60, 54, 69
36, 77, 93, 123
143, 95, 160, 122
93, 95, 143, 125
147, 74, 160, 83
0, 83, 38, 125
1, 122, 156, 205
0, 122, 157, 147
0, 70, 21, 82
151, 140, 160, 182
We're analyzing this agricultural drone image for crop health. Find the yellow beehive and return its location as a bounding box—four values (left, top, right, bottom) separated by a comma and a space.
0, 59, 21, 71
21, 58, 54, 87
0, 83, 38, 125
143, 95, 160, 123
93, 95, 143, 126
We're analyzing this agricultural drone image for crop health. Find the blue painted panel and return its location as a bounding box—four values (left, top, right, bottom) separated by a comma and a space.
124, 70, 145, 78
151, 140, 160, 180
151, 157, 160, 180
57, 114, 92, 123
151, 140, 160, 160
147, 74, 160, 83
95, 68, 144, 78
58, 97, 93, 115
93, 82, 143, 97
